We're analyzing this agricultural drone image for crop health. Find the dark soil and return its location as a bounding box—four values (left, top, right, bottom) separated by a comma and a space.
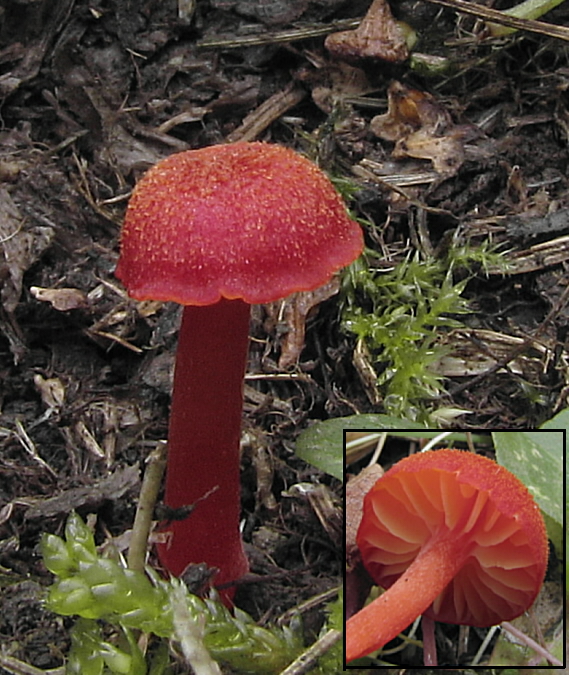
0, 0, 568, 672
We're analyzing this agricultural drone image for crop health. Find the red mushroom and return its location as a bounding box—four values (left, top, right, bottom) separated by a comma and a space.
115, 142, 363, 599
346, 449, 548, 663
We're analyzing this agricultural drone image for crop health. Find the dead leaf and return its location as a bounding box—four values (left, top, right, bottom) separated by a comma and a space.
393, 128, 466, 174
30, 286, 89, 311
371, 82, 450, 140
211, 0, 309, 25
352, 338, 381, 406
346, 464, 383, 568
242, 429, 278, 512
33, 374, 66, 410
438, 328, 555, 380
325, 0, 411, 64
371, 81, 472, 175
71, 420, 107, 462
311, 62, 374, 114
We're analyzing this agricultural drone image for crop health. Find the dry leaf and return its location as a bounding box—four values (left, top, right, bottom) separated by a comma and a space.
393, 129, 466, 174
346, 464, 383, 568
371, 82, 450, 140
311, 62, 374, 114
371, 81, 473, 175
285, 482, 342, 547
31, 286, 89, 311
33, 374, 66, 410
325, 0, 410, 64
211, 0, 308, 25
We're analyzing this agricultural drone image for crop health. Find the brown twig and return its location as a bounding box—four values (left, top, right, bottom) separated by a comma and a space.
0, 654, 64, 675
277, 629, 342, 675
127, 441, 168, 573
450, 281, 569, 396
423, 0, 569, 41
226, 85, 306, 143
197, 19, 359, 49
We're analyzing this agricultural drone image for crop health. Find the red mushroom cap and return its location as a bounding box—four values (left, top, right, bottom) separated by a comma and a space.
115, 142, 363, 306
357, 449, 548, 627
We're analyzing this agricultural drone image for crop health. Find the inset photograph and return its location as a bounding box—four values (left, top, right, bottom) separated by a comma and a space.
344, 429, 565, 668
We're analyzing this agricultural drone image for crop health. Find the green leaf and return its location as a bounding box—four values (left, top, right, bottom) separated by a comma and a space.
65, 511, 97, 565
100, 642, 134, 674
539, 409, 569, 589
524, 430, 564, 462
540, 407, 569, 433
41, 532, 76, 578
47, 577, 97, 617
492, 430, 563, 524
295, 415, 425, 480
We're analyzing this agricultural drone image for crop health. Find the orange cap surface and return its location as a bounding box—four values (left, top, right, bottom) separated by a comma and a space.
116, 142, 363, 305
358, 449, 548, 626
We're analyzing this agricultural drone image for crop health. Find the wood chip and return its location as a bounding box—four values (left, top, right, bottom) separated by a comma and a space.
24, 464, 140, 521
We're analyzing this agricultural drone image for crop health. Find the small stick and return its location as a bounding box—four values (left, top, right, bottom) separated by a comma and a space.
501, 621, 563, 667
226, 85, 306, 143
424, 0, 569, 41
0, 653, 64, 675
127, 441, 168, 573
421, 614, 438, 666
278, 629, 341, 675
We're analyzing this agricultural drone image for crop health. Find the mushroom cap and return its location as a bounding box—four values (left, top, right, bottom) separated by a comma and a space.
115, 142, 363, 305
357, 449, 548, 627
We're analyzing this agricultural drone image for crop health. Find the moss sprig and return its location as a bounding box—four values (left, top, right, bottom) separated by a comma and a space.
341, 240, 506, 422
42, 512, 303, 674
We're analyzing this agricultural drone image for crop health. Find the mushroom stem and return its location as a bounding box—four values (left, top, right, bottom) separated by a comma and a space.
346, 534, 469, 662
157, 298, 251, 597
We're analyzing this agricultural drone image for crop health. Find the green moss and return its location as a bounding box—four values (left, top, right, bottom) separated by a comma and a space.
42, 512, 303, 674
341, 239, 505, 423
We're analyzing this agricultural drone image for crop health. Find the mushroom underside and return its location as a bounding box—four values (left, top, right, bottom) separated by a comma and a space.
359, 463, 545, 625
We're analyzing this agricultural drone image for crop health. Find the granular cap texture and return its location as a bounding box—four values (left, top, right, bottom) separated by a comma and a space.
116, 142, 364, 306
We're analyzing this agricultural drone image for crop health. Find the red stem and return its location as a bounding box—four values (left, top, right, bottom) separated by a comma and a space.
157, 298, 251, 598
345, 535, 469, 663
